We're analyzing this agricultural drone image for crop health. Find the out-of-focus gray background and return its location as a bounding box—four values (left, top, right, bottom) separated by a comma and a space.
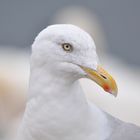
0, 0, 140, 67
0, 0, 140, 140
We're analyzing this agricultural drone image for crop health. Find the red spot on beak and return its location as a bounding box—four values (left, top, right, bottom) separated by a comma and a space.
103, 84, 110, 92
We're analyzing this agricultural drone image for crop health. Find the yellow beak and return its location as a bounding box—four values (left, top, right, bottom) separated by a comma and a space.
80, 65, 118, 97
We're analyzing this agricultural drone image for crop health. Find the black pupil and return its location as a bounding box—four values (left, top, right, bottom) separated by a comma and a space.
66, 45, 69, 48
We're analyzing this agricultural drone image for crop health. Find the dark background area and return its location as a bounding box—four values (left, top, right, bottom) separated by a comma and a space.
0, 0, 140, 67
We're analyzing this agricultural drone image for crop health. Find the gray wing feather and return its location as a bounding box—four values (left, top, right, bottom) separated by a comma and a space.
105, 113, 140, 140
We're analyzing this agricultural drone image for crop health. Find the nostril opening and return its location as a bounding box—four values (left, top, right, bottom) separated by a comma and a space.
100, 74, 107, 79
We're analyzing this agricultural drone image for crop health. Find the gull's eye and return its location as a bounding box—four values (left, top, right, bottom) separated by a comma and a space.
62, 43, 73, 52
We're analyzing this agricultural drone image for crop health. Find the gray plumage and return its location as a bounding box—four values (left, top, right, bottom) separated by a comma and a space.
106, 113, 140, 140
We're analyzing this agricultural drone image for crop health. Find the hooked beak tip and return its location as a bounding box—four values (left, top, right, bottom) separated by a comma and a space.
80, 65, 118, 97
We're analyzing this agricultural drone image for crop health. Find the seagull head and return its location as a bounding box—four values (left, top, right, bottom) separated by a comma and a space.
32, 24, 118, 97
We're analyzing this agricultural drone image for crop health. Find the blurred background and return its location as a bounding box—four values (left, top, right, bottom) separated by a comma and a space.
0, 0, 140, 139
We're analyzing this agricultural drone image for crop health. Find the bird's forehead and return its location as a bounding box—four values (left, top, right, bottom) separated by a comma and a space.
36, 24, 96, 49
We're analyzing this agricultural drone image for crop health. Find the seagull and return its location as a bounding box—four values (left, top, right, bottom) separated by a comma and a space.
17, 24, 140, 140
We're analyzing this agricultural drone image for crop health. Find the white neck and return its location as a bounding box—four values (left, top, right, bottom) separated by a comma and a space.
17, 62, 111, 140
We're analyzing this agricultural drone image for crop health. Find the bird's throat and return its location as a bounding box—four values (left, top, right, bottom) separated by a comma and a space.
18, 67, 92, 139
18, 66, 110, 140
